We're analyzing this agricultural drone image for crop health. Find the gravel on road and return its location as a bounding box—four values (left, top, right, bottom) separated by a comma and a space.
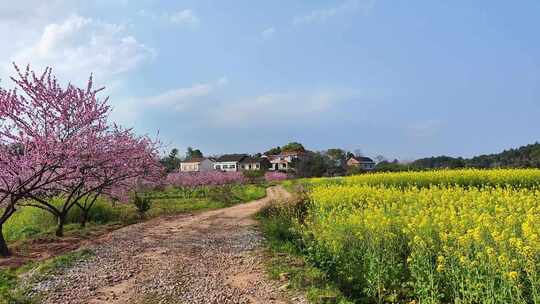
26, 186, 306, 304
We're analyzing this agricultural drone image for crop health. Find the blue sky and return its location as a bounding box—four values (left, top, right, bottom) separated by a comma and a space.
0, 1, 539, 160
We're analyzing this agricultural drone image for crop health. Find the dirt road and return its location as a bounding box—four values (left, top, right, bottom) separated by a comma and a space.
30, 186, 305, 304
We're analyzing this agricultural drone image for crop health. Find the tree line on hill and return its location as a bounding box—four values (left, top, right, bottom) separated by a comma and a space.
376, 142, 540, 171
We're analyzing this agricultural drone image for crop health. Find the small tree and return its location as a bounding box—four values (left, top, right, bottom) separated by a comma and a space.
133, 193, 151, 218
160, 148, 181, 173
293, 151, 329, 178
325, 149, 347, 176
74, 128, 163, 227
186, 147, 203, 159
281, 142, 306, 153
264, 146, 282, 155
374, 155, 387, 163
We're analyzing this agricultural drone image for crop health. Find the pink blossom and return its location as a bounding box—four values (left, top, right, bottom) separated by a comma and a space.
0, 64, 165, 242
166, 171, 246, 188
264, 171, 289, 182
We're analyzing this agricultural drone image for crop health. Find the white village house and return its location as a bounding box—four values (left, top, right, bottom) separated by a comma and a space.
239, 156, 269, 171
213, 154, 247, 172
346, 156, 376, 170
212, 154, 269, 172
177, 150, 376, 173
264, 151, 302, 171
179, 157, 216, 172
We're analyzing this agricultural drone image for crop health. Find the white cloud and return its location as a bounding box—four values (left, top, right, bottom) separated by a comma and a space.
144, 77, 228, 110
139, 9, 200, 27
209, 89, 357, 126
293, 0, 375, 25
261, 27, 276, 40
167, 9, 200, 27
140, 83, 373, 128
125, 84, 382, 133
0, 2, 73, 64
7, 14, 154, 86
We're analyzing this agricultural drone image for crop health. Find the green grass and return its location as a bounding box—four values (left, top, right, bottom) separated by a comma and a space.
3, 184, 267, 244
0, 268, 23, 304
146, 198, 225, 216
266, 253, 350, 304
258, 202, 353, 304
231, 184, 267, 202
3, 199, 138, 242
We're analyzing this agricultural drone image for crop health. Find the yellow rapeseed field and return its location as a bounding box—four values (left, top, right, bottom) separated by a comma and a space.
299, 169, 540, 303
293, 168, 540, 189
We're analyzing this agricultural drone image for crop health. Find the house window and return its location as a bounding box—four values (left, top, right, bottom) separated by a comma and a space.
215, 165, 221, 170
255, 164, 260, 169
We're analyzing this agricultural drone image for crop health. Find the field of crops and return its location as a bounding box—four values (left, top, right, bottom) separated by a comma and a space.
280, 169, 540, 303
289, 168, 540, 189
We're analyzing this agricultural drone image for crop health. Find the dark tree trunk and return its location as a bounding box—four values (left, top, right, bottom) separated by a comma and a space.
56, 215, 66, 237
0, 204, 16, 257
0, 226, 11, 257
80, 210, 88, 228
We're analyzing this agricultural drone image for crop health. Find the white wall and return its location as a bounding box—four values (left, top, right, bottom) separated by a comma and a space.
180, 162, 200, 172
240, 162, 261, 171
214, 161, 238, 172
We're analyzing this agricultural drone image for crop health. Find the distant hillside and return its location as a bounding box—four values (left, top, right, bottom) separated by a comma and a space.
412, 142, 540, 169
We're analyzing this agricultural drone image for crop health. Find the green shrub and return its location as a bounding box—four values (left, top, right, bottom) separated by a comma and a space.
231, 184, 267, 202
242, 170, 265, 183
133, 194, 152, 217
4, 206, 56, 241
67, 199, 119, 224
258, 197, 306, 253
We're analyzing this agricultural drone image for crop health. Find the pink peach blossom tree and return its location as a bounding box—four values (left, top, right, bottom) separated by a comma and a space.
8, 65, 114, 237
74, 127, 163, 227
0, 65, 164, 251
0, 65, 112, 254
